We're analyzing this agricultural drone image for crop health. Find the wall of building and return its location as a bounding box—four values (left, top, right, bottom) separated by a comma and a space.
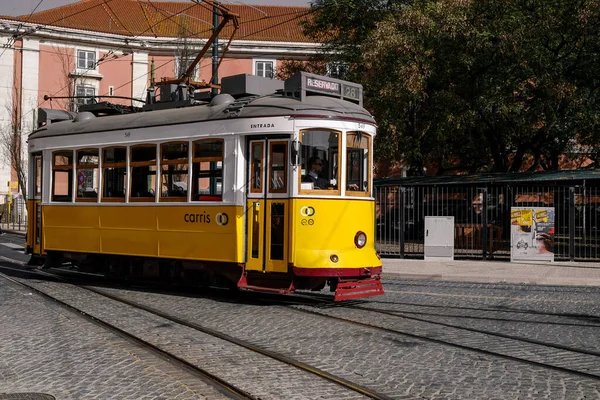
98, 52, 133, 106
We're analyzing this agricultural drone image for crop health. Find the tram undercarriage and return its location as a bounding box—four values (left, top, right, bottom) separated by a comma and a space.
37, 251, 384, 301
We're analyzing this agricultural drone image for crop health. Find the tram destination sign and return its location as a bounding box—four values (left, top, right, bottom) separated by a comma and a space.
306, 77, 341, 95
284, 72, 363, 105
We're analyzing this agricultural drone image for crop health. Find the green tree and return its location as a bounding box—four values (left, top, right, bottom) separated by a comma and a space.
303, 0, 600, 174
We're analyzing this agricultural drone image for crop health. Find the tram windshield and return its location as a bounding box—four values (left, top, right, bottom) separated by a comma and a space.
299, 129, 372, 195
300, 130, 339, 191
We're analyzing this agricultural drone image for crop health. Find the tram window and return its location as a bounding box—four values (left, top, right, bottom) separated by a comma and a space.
192, 139, 223, 201
269, 142, 287, 193
130, 145, 157, 201
52, 151, 73, 202
160, 142, 188, 201
102, 147, 126, 201
34, 155, 42, 198
250, 142, 263, 194
300, 130, 339, 192
76, 149, 99, 202
346, 132, 371, 195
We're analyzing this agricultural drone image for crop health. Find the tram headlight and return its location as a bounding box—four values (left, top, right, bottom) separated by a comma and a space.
354, 231, 367, 248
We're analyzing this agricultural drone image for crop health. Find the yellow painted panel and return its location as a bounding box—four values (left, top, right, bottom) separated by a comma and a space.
101, 229, 159, 256
40, 204, 245, 263
246, 199, 264, 271
43, 206, 101, 253
158, 232, 238, 262
44, 227, 100, 253
291, 199, 381, 270
264, 200, 289, 273
45, 205, 99, 228
26, 200, 34, 249
100, 207, 157, 230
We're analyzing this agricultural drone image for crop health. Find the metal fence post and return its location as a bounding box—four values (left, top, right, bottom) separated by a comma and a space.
569, 187, 575, 261
399, 186, 405, 258
482, 187, 488, 260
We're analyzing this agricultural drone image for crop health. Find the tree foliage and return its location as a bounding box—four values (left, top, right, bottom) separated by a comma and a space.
303, 0, 600, 174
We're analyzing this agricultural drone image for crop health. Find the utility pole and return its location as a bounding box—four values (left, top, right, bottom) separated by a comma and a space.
211, 5, 219, 96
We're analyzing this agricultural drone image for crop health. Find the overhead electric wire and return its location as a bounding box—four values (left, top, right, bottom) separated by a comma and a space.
25, 0, 45, 21
0, 0, 204, 134
102, 0, 136, 37
1, 0, 325, 134
98, 4, 321, 99
0, 0, 116, 60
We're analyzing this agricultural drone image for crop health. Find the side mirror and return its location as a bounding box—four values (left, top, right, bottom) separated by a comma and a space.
291, 140, 301, 166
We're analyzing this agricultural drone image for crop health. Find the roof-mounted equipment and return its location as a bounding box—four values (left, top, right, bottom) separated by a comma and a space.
284, 72, 363, 106
37, 108, 77, 128
221, 74, 284, 98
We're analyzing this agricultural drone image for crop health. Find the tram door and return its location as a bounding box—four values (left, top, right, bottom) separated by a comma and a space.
246, 139, 289, 273
31, 153, 43, 255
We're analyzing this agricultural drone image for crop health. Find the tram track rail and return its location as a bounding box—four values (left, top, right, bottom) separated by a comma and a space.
280, 298, 600, 382
0, 261, 394, 400
0, 269, 257, 400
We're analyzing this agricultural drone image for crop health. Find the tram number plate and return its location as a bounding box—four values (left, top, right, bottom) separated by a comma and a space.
343, 85, 360, 101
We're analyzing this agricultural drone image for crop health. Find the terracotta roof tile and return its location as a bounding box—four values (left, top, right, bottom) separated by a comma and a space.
11, 0, 313, 42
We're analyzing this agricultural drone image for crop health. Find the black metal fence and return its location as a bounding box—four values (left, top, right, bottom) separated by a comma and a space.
374, 170, 600, 261
1, 197, 28, 231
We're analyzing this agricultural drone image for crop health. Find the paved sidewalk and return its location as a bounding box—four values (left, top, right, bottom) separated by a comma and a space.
2, 227, 26, 236
382, 258, 600, 286
3, 228, 599, 287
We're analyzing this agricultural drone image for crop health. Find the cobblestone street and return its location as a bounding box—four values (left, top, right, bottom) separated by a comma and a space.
1, 236, 600, 399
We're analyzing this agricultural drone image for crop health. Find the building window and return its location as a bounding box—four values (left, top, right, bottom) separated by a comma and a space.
130, 145, 157, 201
77, 50, 96, 69
175, 56, 198, 80
102, 147, 126, 201
76, 149, 99, 201
108, 86, 114, 97
52, 151, 73, 202
192, 139, 223, 201
254, 60, 274, 78
76, 86, 96, 106
160, 142, 188, 201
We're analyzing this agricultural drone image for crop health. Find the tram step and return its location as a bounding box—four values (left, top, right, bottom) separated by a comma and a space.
334, 278, 385, 302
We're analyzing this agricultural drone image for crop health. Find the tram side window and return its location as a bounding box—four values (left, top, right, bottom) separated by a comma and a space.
160, 142, 188, 201
192, 139, 223, 201
34, 155, 42, 198
269, 142, 288, 193
346, 132, 371, 194
52, 151, 73, 202
102, 147, 126, 200
300, 130, 339, 192
76, 149, 99, 201
130, 145, 157, 201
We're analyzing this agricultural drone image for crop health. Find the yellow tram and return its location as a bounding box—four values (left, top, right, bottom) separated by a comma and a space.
26, 72, 383, 300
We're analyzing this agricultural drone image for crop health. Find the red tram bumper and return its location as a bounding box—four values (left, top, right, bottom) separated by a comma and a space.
293, 266, 384, 301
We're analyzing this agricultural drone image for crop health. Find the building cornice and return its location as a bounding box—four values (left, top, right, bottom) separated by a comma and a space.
0, 18, 322, 58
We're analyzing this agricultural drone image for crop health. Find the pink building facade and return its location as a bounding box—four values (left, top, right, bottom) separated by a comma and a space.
0, 0, 317, 199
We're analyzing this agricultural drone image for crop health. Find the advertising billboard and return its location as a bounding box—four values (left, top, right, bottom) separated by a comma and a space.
510, 207, 555, 262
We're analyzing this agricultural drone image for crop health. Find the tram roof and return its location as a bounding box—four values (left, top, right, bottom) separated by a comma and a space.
30, 94, 375, 140
374, 169, 600, 187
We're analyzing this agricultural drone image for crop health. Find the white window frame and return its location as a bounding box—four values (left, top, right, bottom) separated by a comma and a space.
75, 85, 96, 106
253, 59, 275, 78
77, 50, 97, 71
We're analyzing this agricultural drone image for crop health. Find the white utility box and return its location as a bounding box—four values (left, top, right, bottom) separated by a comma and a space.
424, 216, 455, 261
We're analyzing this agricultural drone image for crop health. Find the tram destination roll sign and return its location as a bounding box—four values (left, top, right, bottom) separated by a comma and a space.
303, 75, 361, 102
